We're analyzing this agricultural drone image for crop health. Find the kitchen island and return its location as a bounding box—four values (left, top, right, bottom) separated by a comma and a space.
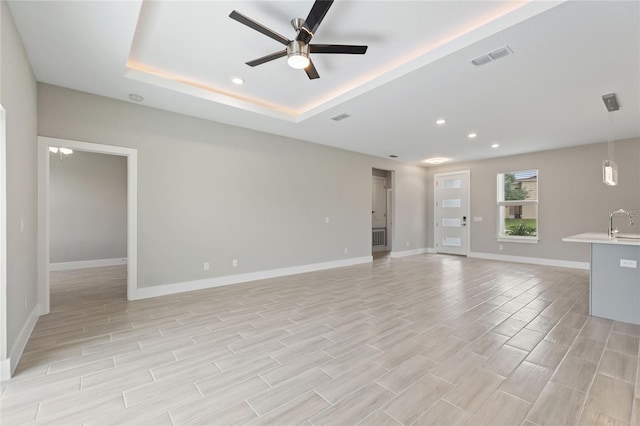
563, 233, 640, 325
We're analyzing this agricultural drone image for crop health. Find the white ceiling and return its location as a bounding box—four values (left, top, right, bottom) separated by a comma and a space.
8, 0, 640, 165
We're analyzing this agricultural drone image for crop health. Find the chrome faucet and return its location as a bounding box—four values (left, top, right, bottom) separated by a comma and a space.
609, 209, 634, 237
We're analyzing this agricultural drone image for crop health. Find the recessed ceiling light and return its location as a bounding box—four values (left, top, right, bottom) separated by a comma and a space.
467, 133, 477, 139
491, 143, 500, 148
128, 94, 144, 102
231, 77, 244, 85
422, 157, 450, 165
436, 119, 446, 125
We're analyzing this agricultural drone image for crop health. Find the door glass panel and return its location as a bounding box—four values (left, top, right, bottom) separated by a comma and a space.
443, 179, 462, 189
442, 218, 461, 227
442, 237, 461, 246
442, 199, 461, 208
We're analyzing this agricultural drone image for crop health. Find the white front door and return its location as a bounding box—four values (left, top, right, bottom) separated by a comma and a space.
372, 176, 386, 228
434, 171, 470, 255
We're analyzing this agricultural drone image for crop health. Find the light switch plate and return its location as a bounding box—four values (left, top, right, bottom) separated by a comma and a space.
473, 216, 483, 222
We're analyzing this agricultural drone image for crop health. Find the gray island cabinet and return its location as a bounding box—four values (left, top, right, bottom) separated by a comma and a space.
563, 233, 640, 325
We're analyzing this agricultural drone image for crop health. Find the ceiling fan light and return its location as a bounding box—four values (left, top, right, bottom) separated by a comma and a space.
287, 53, 310, 69
286, 40, 310, 69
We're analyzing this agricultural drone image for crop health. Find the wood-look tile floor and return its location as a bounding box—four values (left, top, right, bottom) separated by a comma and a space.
1, 255, 639, 425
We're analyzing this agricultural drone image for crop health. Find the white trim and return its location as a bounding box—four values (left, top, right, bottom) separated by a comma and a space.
0, 105, 7, 369
498, 200, 538, 206
49, 258, 128, 271
390, 248, 432, 258
385, 187, 393, 251
0, 358, 10, 381
434, 170, 471, 256
497, 237, 539, 244
133, 256, 373, 300
468, 251, 589, 270
0, 303, 41, 380
38, 137, 138, 314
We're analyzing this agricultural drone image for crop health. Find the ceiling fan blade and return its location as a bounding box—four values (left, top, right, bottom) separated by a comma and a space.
305, 60, 320, 79
246, 50, 287, 67
296, 0, 334, 44
310, 44, 368, 54
229, 10, 290, 46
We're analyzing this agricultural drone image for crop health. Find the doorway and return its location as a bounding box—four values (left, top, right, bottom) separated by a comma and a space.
372, 168, 393, 255
434, 170, 470, 256
38, 137, 138, 314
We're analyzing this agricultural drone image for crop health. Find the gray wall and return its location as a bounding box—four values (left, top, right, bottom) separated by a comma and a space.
50, 150, 127, 263
427, 138, 640, 262
1, 1, 39, 356
38, 84, 430, 289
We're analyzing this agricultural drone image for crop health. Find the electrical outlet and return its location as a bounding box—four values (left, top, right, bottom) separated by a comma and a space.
20, 219, 24, 233
344, 248, 348, 254
232, 259, 238, 267
620, 259, 637, 268
406, 241, 410, 247
203, 262, 210, 271
325, 217, 330, 223
499, 244, 504, 251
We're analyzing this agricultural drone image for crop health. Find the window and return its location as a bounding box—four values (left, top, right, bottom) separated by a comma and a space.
497, 169, 538, 242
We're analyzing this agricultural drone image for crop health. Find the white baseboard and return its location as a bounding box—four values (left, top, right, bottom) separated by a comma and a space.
468, 252, 589, 270
0, 303, 41, 380
50, 258, 127, 271
133, 256, 373, 300
390, 248, 432, 258
0, 358, 10, 382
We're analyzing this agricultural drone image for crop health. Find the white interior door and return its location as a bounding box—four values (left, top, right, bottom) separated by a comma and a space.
434, 171, 470, 255
372, 176, 386, 228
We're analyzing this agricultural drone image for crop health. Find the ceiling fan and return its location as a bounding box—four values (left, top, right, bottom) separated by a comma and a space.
229, 0, 368, 80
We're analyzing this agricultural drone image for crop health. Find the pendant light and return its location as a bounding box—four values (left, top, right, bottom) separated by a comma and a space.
602, 93, 619, 186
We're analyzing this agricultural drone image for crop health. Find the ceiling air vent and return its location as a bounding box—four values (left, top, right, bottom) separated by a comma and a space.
331, 113, 351, 121
470, 45, 513, 66
470, 54, 492, 66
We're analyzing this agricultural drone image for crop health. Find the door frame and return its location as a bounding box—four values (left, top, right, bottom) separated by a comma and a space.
0, 106, 7, 375
38, 137, 138, 313
433, 170, 471, 256
385, 187, 393, 251
371, 175, 387, 229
